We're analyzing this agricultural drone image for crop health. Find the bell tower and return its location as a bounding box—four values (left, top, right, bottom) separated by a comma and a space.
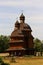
20, 13, 25, 23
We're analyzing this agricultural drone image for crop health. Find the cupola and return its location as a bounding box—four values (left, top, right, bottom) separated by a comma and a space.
20, 13, 25, 23
15, 20, 20, 29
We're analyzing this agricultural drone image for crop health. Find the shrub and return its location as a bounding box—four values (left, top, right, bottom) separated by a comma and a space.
0, 57, 3, 63
1, 62, 10, 65
0, 57, 10, 65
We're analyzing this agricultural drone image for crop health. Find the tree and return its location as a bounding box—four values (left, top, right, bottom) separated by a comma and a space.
33, 38, 42, 52
0, 35, 10, 52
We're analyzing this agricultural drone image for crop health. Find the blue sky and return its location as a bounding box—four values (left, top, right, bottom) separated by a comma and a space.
0, 0, 43, 40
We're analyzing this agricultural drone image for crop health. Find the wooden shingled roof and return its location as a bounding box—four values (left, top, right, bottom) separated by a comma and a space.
7, 47, 25, 51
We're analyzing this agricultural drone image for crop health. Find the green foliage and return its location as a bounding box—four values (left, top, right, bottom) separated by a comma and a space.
1, 62, 10, 65
0, 35, 10, 52
33, 38, 42, 51
0, 57, 10, 65
0, 57, 3, 63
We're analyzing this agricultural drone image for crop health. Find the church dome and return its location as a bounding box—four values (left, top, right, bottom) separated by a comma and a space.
15, 20, 20, 28
20, 13, 25, 20
15, 20, 19, 25
24, 23, 31, 29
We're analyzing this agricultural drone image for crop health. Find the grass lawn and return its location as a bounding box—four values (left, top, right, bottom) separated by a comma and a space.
3, 56, 43, 65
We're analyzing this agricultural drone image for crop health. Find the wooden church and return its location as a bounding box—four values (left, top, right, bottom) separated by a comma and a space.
7, 13, 34, 56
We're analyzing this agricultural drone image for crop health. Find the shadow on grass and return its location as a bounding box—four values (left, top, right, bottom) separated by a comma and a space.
10, 57, 17, 63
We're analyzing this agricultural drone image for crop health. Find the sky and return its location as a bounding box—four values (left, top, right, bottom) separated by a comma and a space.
0, 0, 43, 40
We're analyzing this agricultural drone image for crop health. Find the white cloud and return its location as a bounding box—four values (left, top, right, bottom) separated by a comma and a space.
0, 13, 18, 19
31, 16, 43, 20
0, 0, 43, 8
28, 0, 43, 8
0, 0, 32, 7
32, 25, 43, 40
